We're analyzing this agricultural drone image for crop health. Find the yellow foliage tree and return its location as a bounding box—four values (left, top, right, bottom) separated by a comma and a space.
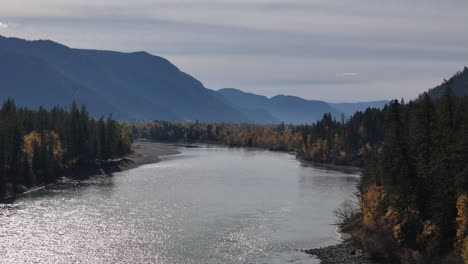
48, 131, 63, 161
361, 184, 387, 230
23, 131, 40, 163
456, 194, 468, 255
23, 130, 63, 165
120, 125, 133, 148
417, 220, 440, 253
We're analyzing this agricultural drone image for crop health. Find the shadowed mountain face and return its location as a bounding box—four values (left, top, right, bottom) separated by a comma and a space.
0, 35, 389, 124
0, 36, 247, 122
0, 53, 119, 116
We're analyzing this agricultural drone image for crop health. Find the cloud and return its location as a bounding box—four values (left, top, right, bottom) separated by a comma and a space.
0, 0, 466, 101
336, 73, 359, 77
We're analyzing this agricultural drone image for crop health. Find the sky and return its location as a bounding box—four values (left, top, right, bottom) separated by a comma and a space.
0, 0, 467, 102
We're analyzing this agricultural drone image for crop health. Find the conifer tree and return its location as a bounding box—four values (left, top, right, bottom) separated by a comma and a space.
430, 84, 458, 254
456, 97, 468, 194
381, 100, 415, 203
410, 93, 435, 218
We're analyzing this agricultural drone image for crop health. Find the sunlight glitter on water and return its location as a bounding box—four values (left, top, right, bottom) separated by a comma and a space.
0, 146, 357, 264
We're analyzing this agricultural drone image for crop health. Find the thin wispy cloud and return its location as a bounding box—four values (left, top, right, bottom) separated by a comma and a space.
0, 22, 8, 29
336, 73, 359, 77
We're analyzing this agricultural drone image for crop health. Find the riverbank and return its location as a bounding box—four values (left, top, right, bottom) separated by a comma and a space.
1, 141, 180, 201
122, 141, 181, 170
304, 241, 376, 264
46, 141, 180, 180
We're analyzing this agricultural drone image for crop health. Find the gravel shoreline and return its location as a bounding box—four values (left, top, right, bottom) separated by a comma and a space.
120, 140, 180, 170
303, 241, 376, 264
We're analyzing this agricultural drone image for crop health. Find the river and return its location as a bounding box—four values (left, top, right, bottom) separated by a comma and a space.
0, 145, 359, 264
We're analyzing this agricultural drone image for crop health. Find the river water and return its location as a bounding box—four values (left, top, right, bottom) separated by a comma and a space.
0, 145, 359, 264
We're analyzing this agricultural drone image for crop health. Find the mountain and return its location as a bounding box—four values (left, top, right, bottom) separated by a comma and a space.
268, 95, 339, 124
218, 88, 387, 124
0, 35, 389, 124
0, 35, 248, 122
215, 88, 278, 124
218, 88, 336, 124
423, 66, 468, 99
0, 53, 119, 116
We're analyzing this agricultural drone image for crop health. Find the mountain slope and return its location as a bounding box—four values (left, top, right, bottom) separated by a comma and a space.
0, 35, 390, 124
218, 88, 339, 124
0, 53, 120, 116
218, 88, 388, 124
216, 88, 279, 124
0, 36, 248, 122
424, 66, 468, 99
269, 95, 338, 124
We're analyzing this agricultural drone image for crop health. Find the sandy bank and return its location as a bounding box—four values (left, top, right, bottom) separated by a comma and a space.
121, 141, 181, 170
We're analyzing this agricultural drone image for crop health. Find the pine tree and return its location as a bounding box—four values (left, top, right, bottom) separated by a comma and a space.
0, 99, 24, 188
97, 117, 106, 161
381, 100, 415, 203
410, 93, 435, 218
381, 100, 419, 247
105, 115, 118, 159
430, 84, 458, 254
456, 97, 468, 194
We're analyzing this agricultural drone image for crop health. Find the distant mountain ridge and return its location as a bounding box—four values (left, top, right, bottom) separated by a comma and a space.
218, 88, 388, 124
0, 35, 389, 124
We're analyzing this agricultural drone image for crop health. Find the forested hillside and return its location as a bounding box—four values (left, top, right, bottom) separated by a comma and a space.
353, 88, 468, 263
133, 105, 386, 167
424, 67, 468, 99
0, 100, 132, 198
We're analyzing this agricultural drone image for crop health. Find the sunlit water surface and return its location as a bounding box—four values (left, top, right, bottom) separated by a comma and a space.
0, 145, 359, 264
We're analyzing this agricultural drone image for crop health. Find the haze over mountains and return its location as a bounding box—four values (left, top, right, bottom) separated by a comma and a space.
2, 35, 465, 124
218, 88, 337, 124
217, 88, 390, 124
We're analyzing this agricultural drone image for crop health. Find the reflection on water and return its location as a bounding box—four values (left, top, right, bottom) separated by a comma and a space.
0, 145, 359, 264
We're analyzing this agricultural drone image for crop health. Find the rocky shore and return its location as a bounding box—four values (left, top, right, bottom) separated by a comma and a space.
304, 241, 376, 264
120, 140, 180, 170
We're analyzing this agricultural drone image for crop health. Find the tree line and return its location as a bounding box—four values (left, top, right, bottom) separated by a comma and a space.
133, 107, 387, 166
0, 100, 132, 197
